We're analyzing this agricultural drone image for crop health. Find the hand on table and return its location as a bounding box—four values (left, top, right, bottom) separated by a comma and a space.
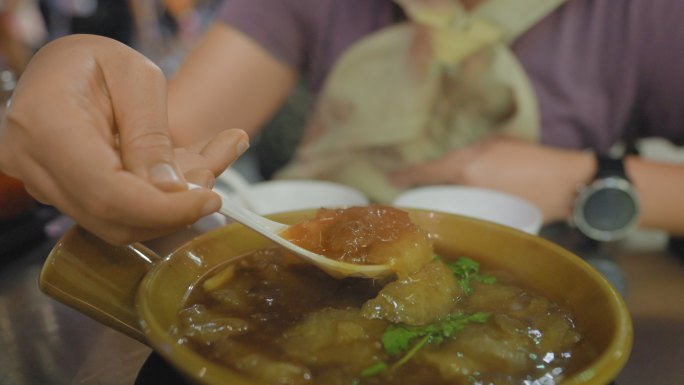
389, 136, 593, 222
0, 35, 249, 244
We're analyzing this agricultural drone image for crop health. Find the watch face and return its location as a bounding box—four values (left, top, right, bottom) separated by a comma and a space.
582, 188, 638, 231
573, 177, 640, 242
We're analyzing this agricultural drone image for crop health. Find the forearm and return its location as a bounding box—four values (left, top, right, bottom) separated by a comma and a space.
541, 151, 684, 236
167, 23, 297, 146
627, 156, 684, 236
547, 152, 684, 236
536, 149, 595, 224
389, 138, 684, 236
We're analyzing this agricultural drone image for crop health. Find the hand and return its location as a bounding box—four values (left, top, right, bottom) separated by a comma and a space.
389, 136, 594, 222
0, 35, 249, 244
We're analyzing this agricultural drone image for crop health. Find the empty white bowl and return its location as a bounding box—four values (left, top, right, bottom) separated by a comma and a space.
216, 170, 369, 215
233, 180, 370, 214
392, 186, 543, 234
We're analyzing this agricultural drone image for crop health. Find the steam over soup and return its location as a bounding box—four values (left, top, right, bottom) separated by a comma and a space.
175, 206, 595, 385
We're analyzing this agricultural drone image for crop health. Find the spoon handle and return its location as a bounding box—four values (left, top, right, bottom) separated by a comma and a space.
196, 183, 304, 251
216, 169, 263, 212
215, 188, 289, 234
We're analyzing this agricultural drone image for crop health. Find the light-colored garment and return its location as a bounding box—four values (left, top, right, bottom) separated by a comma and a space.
220, 0, 684, 153
277, 0, 564, 202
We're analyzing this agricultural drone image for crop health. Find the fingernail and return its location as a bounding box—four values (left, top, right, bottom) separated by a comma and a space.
236, 140, 250, 157
201, 197, 221, 216
149, 162, 181, 185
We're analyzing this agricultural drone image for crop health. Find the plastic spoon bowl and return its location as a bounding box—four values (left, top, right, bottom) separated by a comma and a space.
189, 183, 392, 279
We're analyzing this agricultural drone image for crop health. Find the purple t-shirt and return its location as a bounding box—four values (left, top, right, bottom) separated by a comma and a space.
217, 0, 684, 151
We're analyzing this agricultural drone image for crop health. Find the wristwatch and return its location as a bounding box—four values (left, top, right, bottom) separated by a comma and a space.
571, 154, 640, 242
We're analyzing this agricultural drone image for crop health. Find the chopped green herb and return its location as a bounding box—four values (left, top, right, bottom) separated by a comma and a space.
360, 362, 389, 377
477, 275, 497, 285
444, 256, 497, 294
361, 312, 490, 378
390, 334, 430, 370
383, 312, 490, 356
382, 325, 423, 356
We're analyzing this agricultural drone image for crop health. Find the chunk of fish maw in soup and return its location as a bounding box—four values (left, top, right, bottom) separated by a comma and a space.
234, 353, 312, 385
282, 308, 387, 372
464, 283, 583, 354
419, 320, 534, 383
370, 229, 434, 277
418, 311, 577, 384
205, 338, 313, 385
361, 260, 461, 325
177, 304, 251, 345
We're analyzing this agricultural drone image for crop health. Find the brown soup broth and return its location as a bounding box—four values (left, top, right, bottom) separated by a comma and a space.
176, 249, 596, 385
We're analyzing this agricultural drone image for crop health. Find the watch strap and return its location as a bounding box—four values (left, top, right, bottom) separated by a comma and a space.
594, 154, 629, 181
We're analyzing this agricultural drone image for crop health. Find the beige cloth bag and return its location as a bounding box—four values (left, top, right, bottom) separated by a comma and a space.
276, 0, 565, 202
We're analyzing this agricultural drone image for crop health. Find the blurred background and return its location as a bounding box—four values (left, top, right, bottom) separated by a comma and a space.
0, 0, 223, 76
0, 1, 683, 385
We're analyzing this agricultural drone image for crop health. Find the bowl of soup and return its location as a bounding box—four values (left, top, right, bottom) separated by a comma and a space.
39, 207, 632, 385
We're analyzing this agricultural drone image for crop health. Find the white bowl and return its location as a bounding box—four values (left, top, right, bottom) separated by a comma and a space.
392, 186, 543, 234
235, 180, 369, 214
216, 170, 369, 215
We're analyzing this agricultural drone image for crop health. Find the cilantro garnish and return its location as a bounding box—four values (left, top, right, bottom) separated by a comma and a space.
360, 362, 388, 377
445, 256, 497, 294
361, 312, 490, 378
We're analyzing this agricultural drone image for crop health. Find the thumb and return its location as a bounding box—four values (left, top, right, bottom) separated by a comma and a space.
101, 48, 185, 192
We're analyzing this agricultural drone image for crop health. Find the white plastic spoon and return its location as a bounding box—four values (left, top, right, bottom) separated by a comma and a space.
215, 168, 263, 212
189, 183, 392, 279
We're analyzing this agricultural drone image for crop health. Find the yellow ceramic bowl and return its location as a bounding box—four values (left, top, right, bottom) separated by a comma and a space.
40, 209, 632, 385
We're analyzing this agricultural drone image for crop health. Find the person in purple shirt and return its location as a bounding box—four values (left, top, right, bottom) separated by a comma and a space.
1, 0, 683, 245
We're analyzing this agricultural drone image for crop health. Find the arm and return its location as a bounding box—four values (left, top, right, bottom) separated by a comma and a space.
168, 22, 298, 146
390, 137, 684, 236
627, 156, 684, 235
